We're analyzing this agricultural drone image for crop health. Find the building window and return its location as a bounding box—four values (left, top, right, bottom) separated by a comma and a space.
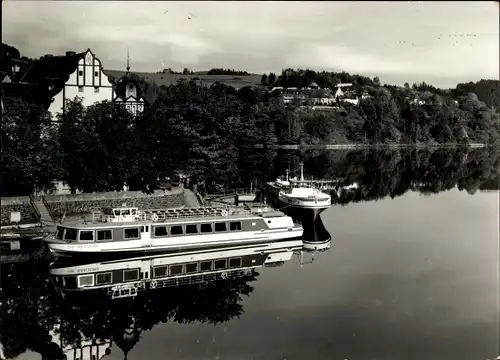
78, 70, 83, 76
94, 87, 99, 93
78, 86, 84, 93
94, 71, 99, 77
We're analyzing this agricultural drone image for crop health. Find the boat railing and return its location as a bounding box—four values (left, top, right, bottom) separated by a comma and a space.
91, 206, 275, 223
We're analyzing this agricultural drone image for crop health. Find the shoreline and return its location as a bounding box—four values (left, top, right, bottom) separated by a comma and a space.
255, 143, 488, 150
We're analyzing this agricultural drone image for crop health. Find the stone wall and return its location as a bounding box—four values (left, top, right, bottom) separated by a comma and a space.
44, 188, 185, 220
0, 197, 38, 225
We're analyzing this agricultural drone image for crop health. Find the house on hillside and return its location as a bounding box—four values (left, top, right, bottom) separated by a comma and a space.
16, 49, 115, 119
310, 89, 336, 105
308, 81, 320, 90
361, 90, 372, 100
282, 88, 308, 104
334, 83, 354, 99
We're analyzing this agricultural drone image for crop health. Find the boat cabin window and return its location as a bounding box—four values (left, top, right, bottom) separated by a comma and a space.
229, 221, 242, 231
114, 210, 120, 216
124, 228, 140, 240
170, 225, 184, 235
96, 272, 112, 285
214, 259, 227, 270
229, 258, 242, 268
170, 264, 184, 276
64, 229, 78, 241
200, 223, 213, 233
97, 230, 113, 241
56, 227, 64, 240
185, 224, 198, 234
79, 230, 94, 242
123, 269, 139, 282
77, 274, 94, 288
131, 209, 137, 215
153, 226, 168, 237
186, 263, 198, 273
122, 209, 131, 216
153, 266, 168, 278
200, 261, 213, 272
214, 222, 227, 232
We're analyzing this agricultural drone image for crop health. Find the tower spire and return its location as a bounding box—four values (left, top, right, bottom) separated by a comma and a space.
126, 48, 130, 73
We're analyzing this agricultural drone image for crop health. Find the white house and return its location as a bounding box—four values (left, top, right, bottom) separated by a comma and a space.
17, 48, 145, 119
47, 49, 114, 118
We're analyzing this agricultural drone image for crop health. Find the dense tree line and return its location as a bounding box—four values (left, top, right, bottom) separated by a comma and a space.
206, 68, 250, 76
1, 42, 499, 196
260, 68, 499, 108
2, 77, 500, 196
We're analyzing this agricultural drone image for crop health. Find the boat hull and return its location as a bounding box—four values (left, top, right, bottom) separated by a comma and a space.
265, 182, 331, 210
278, 194, 331, 209
45, 226, 303, 256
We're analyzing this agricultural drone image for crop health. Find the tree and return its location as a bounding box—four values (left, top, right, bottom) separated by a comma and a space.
1, 98, 60, 196
260, 73, 268, 86
57, 98, 139, 193
268, 73, 277, 87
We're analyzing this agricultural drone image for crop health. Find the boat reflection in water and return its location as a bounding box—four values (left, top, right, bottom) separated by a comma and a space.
49, 239, 304, 299
45, 218, 331, 360
280, 207, 331, 252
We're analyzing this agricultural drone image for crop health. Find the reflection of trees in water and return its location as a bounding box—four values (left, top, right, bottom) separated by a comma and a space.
271, 148, 499, 203
0, 261, 61, 359
220, 148, 499, 197
1, 262, 258, 359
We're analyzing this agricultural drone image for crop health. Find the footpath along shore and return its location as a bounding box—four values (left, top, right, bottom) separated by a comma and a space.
254, 143, 487, 150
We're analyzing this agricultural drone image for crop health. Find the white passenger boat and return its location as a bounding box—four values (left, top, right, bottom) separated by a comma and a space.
43, 205, 303, 255
49, 239, 304, 298
266, 163, 331, 209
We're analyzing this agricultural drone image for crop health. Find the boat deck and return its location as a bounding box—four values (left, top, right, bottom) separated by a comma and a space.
62, 206, 281, 229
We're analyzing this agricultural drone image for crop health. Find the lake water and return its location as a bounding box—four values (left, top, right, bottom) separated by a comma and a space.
2, 149, 499, 360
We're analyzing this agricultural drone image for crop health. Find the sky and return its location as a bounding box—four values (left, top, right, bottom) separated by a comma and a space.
2, 1, 499, 88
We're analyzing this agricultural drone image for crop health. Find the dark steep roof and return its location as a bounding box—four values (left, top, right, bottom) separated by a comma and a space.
104, 69, 262, 90
20, 51, 86, 100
